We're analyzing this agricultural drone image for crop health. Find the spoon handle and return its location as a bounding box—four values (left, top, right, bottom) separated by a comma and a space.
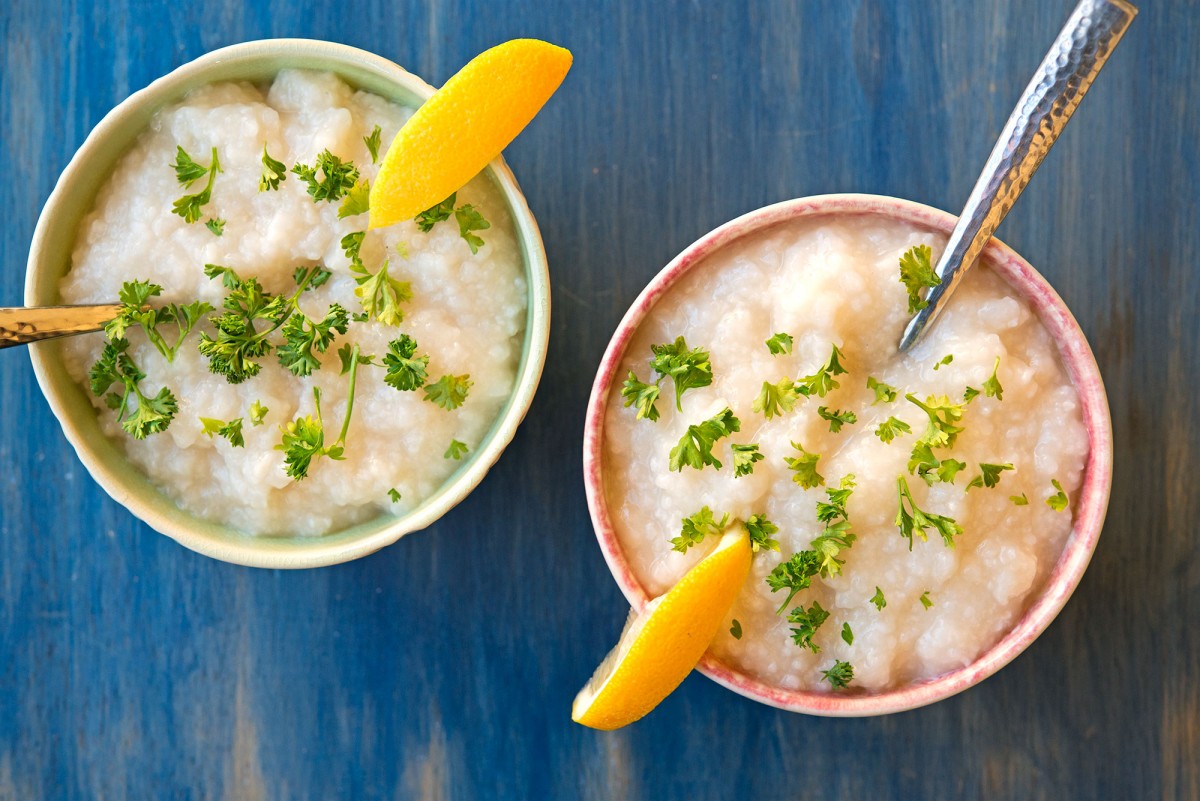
899, 0, 1137, 352
0, 304, 123, 349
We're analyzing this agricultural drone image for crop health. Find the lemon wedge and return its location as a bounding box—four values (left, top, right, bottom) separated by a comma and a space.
369, 38, 572, 229
572, 527, 752, 730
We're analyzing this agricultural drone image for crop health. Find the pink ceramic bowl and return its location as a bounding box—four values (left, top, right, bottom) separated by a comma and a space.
582, 193, 1113, 716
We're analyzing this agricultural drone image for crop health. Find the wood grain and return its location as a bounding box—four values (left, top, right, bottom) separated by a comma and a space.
1, 1, 1197, 799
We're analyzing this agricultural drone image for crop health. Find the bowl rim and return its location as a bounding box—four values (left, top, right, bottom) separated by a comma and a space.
582, 192, 1113, 716
26, 38, 551, 569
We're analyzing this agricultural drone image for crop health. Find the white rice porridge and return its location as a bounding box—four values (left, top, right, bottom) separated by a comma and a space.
60, 70, 526, 536
602, 214, 1088, 692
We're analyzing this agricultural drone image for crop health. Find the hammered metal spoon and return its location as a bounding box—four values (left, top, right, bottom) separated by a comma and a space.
898, 0, 1137, 352
0, 304, 123, 349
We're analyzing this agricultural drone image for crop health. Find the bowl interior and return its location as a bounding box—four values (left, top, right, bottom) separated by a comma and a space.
583, 193, 1112, 716
27, 40, 549, 568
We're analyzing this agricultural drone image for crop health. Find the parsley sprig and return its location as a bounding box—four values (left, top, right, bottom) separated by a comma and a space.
795, 344, 848, 398
895, 476, 963, 549
171, 146, 222, 225
291, 150, 359, 202
414, 192, 492, 253
668, 408, 739, 471
88, 338, 178, 439
623, 337, 714, 421
899, 244, 939, 313
275, 344, 364, 480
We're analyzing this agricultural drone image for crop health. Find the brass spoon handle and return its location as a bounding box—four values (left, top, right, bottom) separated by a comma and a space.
898, 0, 1137, 352
0, 304, 123, 349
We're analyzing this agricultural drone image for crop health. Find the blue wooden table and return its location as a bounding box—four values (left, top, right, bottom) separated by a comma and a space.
3, 2, 1198, 799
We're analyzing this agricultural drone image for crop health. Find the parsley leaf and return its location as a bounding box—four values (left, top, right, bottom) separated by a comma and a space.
906, 393, 966, 449
895, 476, 963, 549
787, 600, 830, 652
382, 334, 430, 391
964, 386, 981, 403
291, 150, 359, 202
671, 506, 730, 553
729, 619, 742, 639
455, 204, 490, 254
444, 439, 469, 460
650, 337, 713, 410
1010, 493, 1029, 506
249, 400, 268, 426
668, 408, 740, 472
983, 356, 1004, 400
870, 586, 887, 610
260, 145, 287, 191
765, 332, 793, 355
753, 377, 800, 419
364, 124, 383, 164
784, 441, 824, 488
341, 231, 366, 264
966, 462, 1014, 491
811, 519, 856, 578
934, 354, 953, 370
424, 374, 472, 411
919, 591, 934, 609
841, 622, 854, 645
415, 194, 456, 231
200, 416, 245, 448
105, 280, 212, 362
907, 442, 965, 486
744, 514, 780, 553
205, 218, 226, 237
899, 244, 939, 313
122, 385, 178, 440
171, 147, 221, 224
1046, 479, 1069, 511
876, 416, 912, 444
815, 475, 856, 524
172, 146, 209, 185
867, 376, 898, 404
338, 180, 371, 218
277, 303, 350, 377
822, 660, 854, 689
817, 405, 857, 433
388, 488, 402, 503
795, 344, 848, 398
766, 551, 821, 613
350, 259, 412, 326
620, 372, 662, 421
731, 443, 764, 477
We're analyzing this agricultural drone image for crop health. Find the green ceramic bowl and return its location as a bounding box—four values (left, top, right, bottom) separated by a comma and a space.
25, 39, 551, 568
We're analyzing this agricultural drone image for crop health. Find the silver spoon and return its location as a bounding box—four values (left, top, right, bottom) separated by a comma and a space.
898, 0, 1137, 353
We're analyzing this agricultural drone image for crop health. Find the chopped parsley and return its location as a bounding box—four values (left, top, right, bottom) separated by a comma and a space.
753, 377, 800, 419
338, 180, 371, 218
867, 376, 898, 404
784, 441, 824, 488
729, 619, 743, 639
731, 443, 764, 477
795, 344, 848, 398
350, 259, 412, 326
875, 415, 912, 444
205, 218, 226, 237
424, 374, 472, 411
1046, 479, 1069, 511
822, 660, 854, 689
906, 393, 966, 449
275, 346, 363, 480
1010, 493, 1029, 506
766, 551, 821, 613
896, 476, 963, 549
870, 586, 887, 610
934, 354, 953, 370
88, 338, 178, 439
415, 194, 456, 231
787, 601, 830, 652
898, 243, 939, 313
964, 386, 981, 403
382, 334, 429, 391
817, 405, 857, 433
983, 356, 1004, 400
455, 204, 490, 254
622, 336, 713, 420
277, 304, 350, 377
841, 622, 854, 645
668, 408, 739, 472
249, 400, 269, 426
919, 591, 934, 609
170, 146, 221, 224
388, 488, 402, 503
259, 145, 287, 191
291, 150, 360, 203
966, 462, 1014, 491
671, 506, 729, 553
907, 442, 966, 486
364, 124, 383, 163
811, 520, 856, 578
444, 439, 469, 460
765, 332, 793, 355
743, 514, 780, 553
815, 474, 855, 523
200, 416, 245, 447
